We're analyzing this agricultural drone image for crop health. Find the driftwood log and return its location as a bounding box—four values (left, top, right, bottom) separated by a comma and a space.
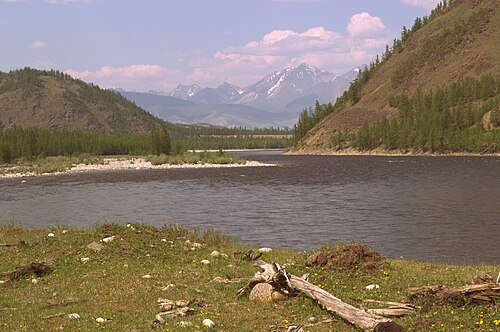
408, 283, 500, 305
240, 260, 402, 332
363, 300, 418, 317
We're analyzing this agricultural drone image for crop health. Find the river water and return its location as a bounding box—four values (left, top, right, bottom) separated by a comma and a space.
1, 151, 499, 264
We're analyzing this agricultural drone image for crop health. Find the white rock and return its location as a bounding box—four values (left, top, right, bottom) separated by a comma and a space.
80, 257, 90, 264
177, 321, 193, 327
210, 250, 220, 258
221, 253, 228, 258
202, 319, 215, 328
67, 313, 80, 319
21, 180, 27, 183
161, 238, 167, 242
31, 278, 38, 284
161, 284, 176, 291
61, 230, 69, 235
0, 280, 5, 284
101, 236, 115, 243
184, 239, 191, 245
142, 274, 152, 279
365, 284, 380, 290
126, 223, 131, 228
258, 247, 272, 253
47, 233, 55, 238
95, 317, 105, 323
200, 259, 211, 265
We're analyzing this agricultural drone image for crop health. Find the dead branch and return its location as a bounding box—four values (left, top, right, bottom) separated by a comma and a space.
41, 312, 66, 319
0, 241, 28, 248
408, 283, 500, 305
241, 260, 402, 332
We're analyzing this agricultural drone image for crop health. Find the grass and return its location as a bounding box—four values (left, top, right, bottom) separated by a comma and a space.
0, 223, 498, 331
146, 151, 246, 166
0, 153, 104, 176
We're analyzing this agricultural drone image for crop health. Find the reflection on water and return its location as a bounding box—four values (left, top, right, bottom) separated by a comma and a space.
1, 151, 499, 263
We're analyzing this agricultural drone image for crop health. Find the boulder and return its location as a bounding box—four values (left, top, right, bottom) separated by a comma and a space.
249, 283, 274, 302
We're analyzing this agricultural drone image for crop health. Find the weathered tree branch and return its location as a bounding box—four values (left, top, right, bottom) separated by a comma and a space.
241, 260, 402, 332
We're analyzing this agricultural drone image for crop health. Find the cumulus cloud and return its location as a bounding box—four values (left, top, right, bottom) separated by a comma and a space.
44, 0, 97, 4
347, 12, 387, 38
30, 41, 47, 49
65, 12, 391, 90
65, 64, 184, 91
401, 0, 440, 10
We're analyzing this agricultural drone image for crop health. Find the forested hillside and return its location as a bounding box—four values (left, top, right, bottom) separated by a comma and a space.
0, 68, 164, 135
293, 0, 500, 154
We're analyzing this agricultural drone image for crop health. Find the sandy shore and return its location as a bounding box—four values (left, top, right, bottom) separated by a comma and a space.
0, 157, 276, 179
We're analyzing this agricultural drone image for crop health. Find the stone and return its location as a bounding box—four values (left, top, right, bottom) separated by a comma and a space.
202, 319, 215, 328
200, 259, 211, 265
258, 247, 272, 253
210, 250, 220, 258
87, 242, 103, 251
271, 291, 287, 301
249, 283, 273, 302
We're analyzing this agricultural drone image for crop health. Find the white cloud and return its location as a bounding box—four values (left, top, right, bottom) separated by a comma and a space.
30, 41, 47, 49
65, 12, 391, 91
44, 0, 97, 4
65, 64, 184, 91
347, 12, 387, 38
401, 0, 440, 10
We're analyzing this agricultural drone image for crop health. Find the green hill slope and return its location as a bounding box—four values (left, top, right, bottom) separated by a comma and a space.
0, 68, 164, 135
294, 0, 499, 153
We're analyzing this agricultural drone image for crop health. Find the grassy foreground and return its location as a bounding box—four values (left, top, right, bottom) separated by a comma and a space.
0, 224, 498, 331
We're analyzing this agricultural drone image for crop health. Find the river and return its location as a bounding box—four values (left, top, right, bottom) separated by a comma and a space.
1, 151, 499, 264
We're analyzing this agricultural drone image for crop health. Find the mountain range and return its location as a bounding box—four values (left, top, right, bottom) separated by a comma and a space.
117, 64, 361, 128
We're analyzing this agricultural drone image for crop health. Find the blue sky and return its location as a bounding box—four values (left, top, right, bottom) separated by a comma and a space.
1, 0, 439, 91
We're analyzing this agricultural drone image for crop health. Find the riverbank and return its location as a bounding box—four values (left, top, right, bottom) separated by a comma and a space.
0, 156, 276, 179
0, 223, 498, 331
286, 147, 500, 157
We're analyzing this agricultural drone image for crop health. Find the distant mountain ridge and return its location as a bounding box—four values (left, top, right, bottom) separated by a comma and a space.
120, 64, 361, 128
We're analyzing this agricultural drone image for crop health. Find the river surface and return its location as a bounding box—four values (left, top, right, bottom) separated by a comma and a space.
1, 151, 499, 264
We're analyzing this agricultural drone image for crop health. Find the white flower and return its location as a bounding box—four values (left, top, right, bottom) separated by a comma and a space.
31, 278, 38, 284
67, 313, 80, 319
202, 319, 215, 327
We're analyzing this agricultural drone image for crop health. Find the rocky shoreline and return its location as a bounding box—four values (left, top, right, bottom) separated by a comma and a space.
0, 157, 276, 179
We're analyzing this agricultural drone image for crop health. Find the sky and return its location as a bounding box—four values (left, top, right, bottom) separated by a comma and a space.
0, 0, 440, 92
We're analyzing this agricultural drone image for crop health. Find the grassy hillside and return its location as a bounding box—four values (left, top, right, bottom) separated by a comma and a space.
0, 224, 498, 331
295, 0, 500, 153
0, 68, 164, 135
